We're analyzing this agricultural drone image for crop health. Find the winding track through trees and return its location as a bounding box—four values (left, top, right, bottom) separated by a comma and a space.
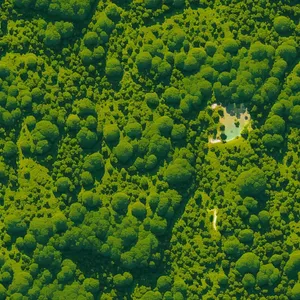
207, 208, 218, 231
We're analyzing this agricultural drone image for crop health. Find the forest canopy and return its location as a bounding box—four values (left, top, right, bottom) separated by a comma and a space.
0, 0, 299, 299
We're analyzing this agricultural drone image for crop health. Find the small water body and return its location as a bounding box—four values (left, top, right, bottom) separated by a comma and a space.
210, 103, 251, 143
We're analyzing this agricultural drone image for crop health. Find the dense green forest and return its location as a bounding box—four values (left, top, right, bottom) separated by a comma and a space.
0, 0, 299, 299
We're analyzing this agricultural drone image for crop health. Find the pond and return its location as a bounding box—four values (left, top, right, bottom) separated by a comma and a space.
209, 103, 251, 143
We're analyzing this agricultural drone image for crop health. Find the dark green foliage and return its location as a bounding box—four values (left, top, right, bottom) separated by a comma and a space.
166, 27, 185, 51
84, 32, 99, 48
0, 63, 10, 78
93, 46, 105, 60
105, 4, 120, 21
136, 52, 152, 71
164, 159, 194, 186
150, 216, 167, 236
145, 0, 161, 9
157, 275, 172, 292
223, 38, 239, 54
77, 127, 98, 148
145, 154, 158, 170
53, 213, 68, 233
271, 59, 288, 78
223, 236, 244, 257
249, 215, 260, 228
106, 58, 123, 79
212, 54, 230, 72
81, 171, 94, 186
121, 234, 158, 269
30, 218, 54, 244
52, 282, 93, 299
4, 215, 27, 236
81, 191, 101, 209
57, 266, 74, 284
205, 41, 217, 56
262, 134, 284, 148
83, 153, 104, 173
243, 197, 258, 212
149, 134, 171, 158
291, 283, 300, 300
148, 193, 160, 212
125, 122, 142, 139
44, 28, 61, 47
131, 202, 147, 220
157, 60, 172, 78
284, 251, 300, 278
171, 124, 186, 140
1, 1, 299, 299
56, 177, 71, 193
94, 12, 115, 34
112, 192, 130, 214
15, 0, 96, 21
103, 124, 120, 143
269, 254, 283, 267
83, 278, 100, 294
256, 264, 280, 287
290, 105, 300, 124
113, 272, 133, 289
249, 42, 274, 61
145, 92, 160, 108
183, 55, 199, 72
9, 272, 32, 295
189, 48, 207, 64
236, 252, 260, 275
113, 141, 134, 163
0, 284, 5, 299
80, 48, 93, 65
264, 115, 285, 134
238, 229, 254, 243
77, 99, 96, 117
55, 21, 74, 39
273, 16, 294, 35
258, 210, 270, 226
236, 167, 266, 197
86, 115, 97, 130
3, 141, 18, 158
174, 52, 187, 70
32, 120, 59, 143
121, 227, 138, 248
0, 163, 7, 180
163, 87, 181, 106
141, 291, 162, 300
218, 273, 228, 286
242, 273, 255, 289
276, 43, 297, 63
22, 234, 37, 251
69, 203, 86, 223
155, 116, 174, 137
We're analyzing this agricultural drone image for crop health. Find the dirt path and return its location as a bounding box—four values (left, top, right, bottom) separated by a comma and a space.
207, 208, 218, 231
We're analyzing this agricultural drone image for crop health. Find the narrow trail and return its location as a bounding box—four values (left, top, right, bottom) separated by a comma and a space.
207, 208, 218, 231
